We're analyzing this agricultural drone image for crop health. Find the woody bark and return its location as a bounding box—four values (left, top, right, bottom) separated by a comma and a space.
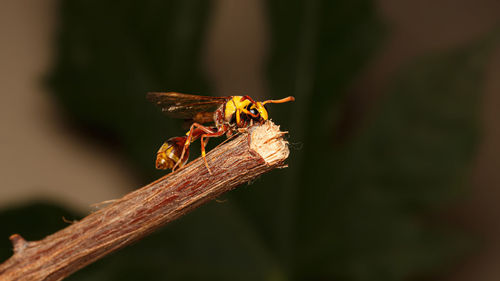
0, 121, 289, 281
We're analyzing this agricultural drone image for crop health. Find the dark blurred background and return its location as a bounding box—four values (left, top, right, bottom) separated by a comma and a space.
1, 0, 500, 280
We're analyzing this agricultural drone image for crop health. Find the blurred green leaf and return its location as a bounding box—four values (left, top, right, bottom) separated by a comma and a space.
49, 0, 213, 179
291, 35, 497, 280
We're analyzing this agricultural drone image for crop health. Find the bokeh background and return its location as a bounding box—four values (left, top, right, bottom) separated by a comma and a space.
1, 0, 500, 280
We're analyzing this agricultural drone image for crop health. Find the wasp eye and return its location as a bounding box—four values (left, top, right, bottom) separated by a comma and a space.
250, 108, 258, 116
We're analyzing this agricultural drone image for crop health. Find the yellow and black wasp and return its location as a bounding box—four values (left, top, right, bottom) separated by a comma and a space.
147, 92, 295, 173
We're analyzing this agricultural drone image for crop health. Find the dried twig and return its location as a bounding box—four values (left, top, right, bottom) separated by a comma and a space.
0, 121, 290, 281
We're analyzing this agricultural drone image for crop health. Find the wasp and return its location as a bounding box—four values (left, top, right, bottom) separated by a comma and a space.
147, 92, 295, 173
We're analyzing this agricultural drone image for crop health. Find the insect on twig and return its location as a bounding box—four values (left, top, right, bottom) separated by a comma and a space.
147, 92, 295, 173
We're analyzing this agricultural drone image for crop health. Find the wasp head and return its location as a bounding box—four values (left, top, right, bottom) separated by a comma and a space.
229, 95, 295, 127
244, 96, 295, 124
251, 102, 269, 122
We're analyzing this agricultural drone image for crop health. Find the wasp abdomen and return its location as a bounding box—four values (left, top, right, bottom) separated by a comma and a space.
155, 136, 189, 169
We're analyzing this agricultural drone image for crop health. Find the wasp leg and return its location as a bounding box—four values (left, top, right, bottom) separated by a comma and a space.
173, 123, 217, 171
200, 129, 226, 174
200, 136, 210, 174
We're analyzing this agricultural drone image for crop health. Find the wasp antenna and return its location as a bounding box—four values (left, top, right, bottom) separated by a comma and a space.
240, 95, 257, 103
262, 96, 295, 105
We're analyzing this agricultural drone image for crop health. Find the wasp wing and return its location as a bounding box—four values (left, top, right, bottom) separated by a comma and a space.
146, 92, 228, 120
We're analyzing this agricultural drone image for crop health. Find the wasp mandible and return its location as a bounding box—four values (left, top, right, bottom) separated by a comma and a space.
147, 92, 295, 173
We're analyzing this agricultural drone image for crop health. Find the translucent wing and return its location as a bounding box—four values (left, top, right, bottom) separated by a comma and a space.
146, 92, 229, 120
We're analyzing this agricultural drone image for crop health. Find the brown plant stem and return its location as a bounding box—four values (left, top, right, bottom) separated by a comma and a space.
0, 121, 290, 281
